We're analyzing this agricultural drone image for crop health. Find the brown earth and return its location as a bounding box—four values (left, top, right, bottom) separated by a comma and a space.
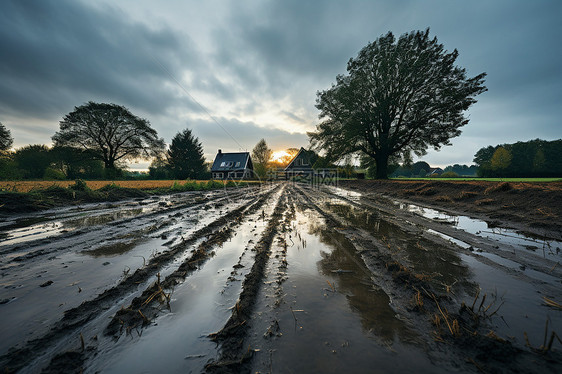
339, 180, 562, 241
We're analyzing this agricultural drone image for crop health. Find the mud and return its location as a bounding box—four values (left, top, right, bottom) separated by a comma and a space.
339, 179, 562, 240
1, 181, 561, 373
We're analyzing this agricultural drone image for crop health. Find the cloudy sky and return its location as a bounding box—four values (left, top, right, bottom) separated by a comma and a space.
1, 0, 561, 169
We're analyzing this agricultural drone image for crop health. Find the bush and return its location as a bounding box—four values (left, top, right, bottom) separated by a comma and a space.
43, 168, 66, 180
70, 179, 90, 191
440, 171, 459, 178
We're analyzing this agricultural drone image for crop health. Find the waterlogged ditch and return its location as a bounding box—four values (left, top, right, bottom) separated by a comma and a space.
1, 182, 561, 373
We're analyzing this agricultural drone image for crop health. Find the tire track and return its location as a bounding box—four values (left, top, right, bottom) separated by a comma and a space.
0, 185, 277, 373
205, 186, 289, 373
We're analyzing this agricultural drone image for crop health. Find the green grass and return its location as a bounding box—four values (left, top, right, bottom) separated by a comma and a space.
390, 177, 562, 182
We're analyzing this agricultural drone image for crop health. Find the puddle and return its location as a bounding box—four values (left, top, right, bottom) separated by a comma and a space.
246, 207, 442, 373
324, 186, 363, 203
0, 191, 256, 355
324, 203, 472, 293
475, 251, 560, 285
399, 202, 562, 260
0, 221, 67, 248
90, 195, 278, 374
426, 229, 472, 249
81, 240, 141, 257
460, 253, 562, 349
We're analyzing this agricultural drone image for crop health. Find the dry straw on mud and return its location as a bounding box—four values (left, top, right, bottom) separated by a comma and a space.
524, 318, 562, 353
543, 296, 562, 310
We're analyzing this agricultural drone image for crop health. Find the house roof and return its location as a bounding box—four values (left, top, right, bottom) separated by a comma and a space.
211, 151, 253, 172
429, 167, 443, 175
285, 147, 314, 171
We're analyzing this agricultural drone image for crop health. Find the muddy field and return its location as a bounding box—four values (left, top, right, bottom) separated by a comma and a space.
0, 181, 561, 373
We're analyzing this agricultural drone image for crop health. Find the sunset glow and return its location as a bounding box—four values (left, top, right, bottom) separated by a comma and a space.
270, 150, 291, 162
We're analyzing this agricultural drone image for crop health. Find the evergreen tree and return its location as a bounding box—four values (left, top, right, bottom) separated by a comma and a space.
0, 122, 13, 152
167, 129, 206, 179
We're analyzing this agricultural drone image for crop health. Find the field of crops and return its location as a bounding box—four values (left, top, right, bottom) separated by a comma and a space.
0, 180, 224, 193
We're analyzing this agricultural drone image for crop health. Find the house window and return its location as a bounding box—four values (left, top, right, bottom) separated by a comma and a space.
220, 162, 226, 167
235, 162, 241, 167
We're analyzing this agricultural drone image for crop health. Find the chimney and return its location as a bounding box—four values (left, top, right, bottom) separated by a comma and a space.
218, 149, 222, 154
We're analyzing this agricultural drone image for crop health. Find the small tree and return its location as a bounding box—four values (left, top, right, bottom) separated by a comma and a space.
490, 146, 512, 176
0, 122, 13, 152
309, 29, 487, 179
149, 156, 171, 179
14, 145, 52, 179
533, 148, 546, 174
53, 102, 165, 172
252, 139, 272, 178
50, 146, 104, 179
167, 129, 206, 179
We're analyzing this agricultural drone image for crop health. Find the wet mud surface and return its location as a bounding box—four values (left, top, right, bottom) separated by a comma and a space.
0, 182, 561, 373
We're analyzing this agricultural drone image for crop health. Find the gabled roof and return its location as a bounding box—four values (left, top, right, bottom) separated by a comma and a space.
285, 147, 314, 171
211, 151, 253, 172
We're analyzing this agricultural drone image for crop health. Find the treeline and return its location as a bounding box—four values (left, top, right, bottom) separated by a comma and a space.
0, 145, 107, 180
390, 161, 477, 178
0, 104, 210, 181
473, 139, 562, 177
0, 131, 209, 181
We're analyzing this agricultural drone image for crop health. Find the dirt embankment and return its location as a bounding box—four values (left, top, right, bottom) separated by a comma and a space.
339, 180, 562, 240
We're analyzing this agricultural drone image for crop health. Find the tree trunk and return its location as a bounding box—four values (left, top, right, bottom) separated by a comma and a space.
375, 153, 389, 179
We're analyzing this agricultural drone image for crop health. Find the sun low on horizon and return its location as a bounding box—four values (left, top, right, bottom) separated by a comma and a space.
270, 149, 299, 166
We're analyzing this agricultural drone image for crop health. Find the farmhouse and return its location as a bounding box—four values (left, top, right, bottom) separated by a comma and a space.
211, 150, 253, 179
429, 167, 444, 176
284, 147, 315, 177
283, 147, 337, 181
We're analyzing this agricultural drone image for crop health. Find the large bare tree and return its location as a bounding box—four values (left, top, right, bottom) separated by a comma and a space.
53, 102, 164, 171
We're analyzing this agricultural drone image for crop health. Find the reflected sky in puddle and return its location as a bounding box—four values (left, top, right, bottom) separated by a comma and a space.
399, 202, 562, 260
249, 208, 441, 374
325, 203, 472, 293
80, 239, 141, 257
95, 208, 271, 374
460, 253, 562, 348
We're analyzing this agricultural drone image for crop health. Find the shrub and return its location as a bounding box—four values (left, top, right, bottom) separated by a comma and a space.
440, 171, 459, 178
69, 179, 89, 191
43, 168, 66, 180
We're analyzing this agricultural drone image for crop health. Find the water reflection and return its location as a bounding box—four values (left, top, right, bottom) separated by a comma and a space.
315, 228, 419, 345
81, 240, 140, 257
63, 208, 144, 228
324, 203, 473, 293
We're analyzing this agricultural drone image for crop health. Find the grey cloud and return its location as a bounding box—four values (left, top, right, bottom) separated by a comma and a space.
2, 0, 561, 168
0, 0, 201, 119
186, 116, 308, 158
